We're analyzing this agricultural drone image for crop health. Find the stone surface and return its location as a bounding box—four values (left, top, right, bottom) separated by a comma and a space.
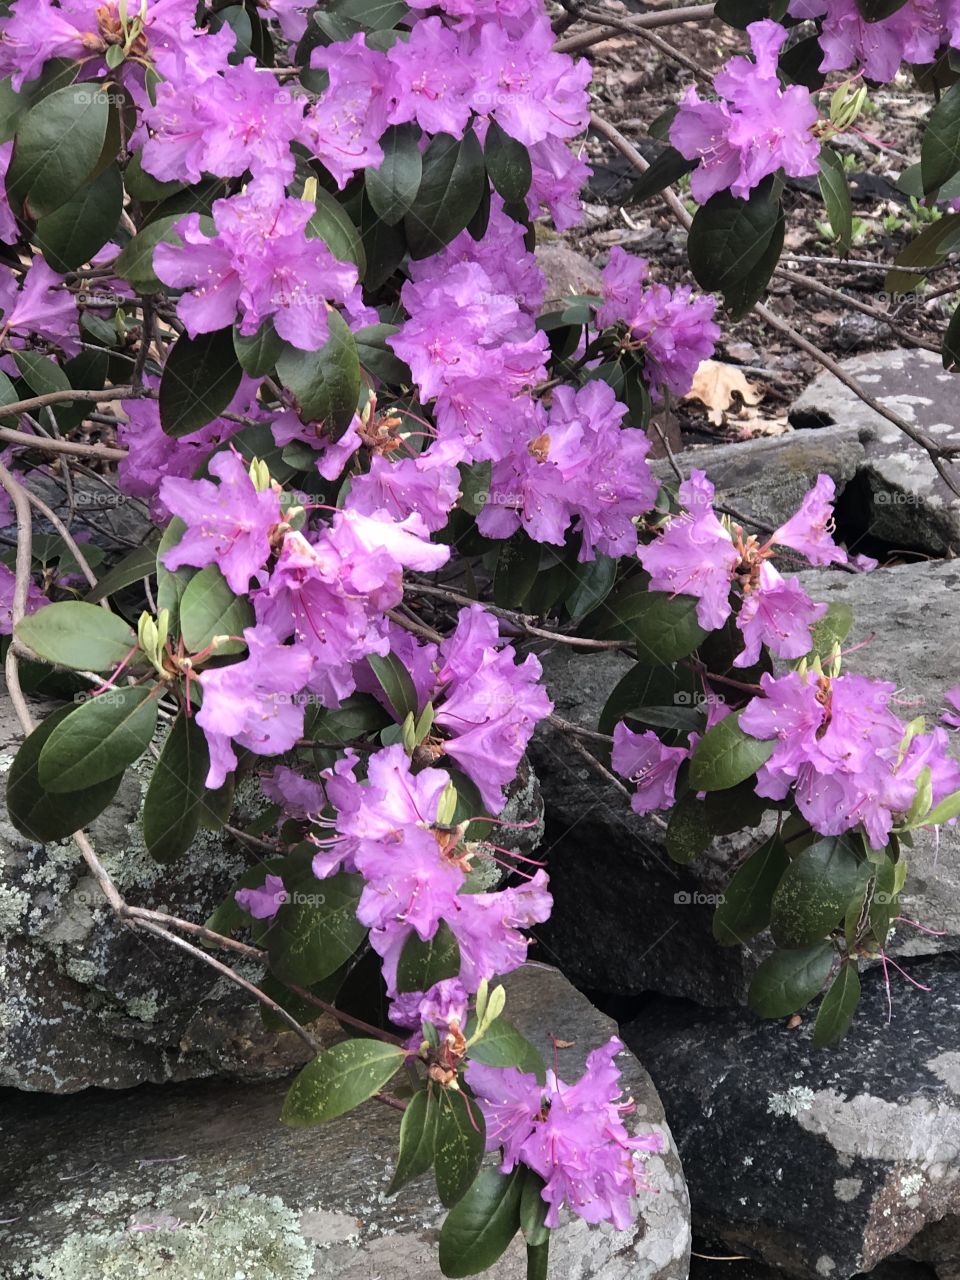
535, 240, 603, 311
0, 964, 691, 1280
530, 646, 770, 1007
624, 954, 960, 1280
789, 347, 960, 555
797, 559, 960, 960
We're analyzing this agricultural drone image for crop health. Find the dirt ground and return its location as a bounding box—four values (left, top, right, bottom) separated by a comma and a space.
563, 3, 953, 446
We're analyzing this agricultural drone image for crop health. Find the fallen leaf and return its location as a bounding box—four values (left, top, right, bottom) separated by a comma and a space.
684, 360, 762, 426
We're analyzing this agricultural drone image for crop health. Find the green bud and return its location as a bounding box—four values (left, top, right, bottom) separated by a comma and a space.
248, 457, 272, 493
436, 781, 458, 828
415, 701, 435, 745
401, 711, 417, 756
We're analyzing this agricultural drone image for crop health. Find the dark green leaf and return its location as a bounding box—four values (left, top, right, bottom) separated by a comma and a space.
281, 1039, 406, 1126
7, 83, 110, 218
179, 565, 253, 657
123, 150, 184, 201
565, 555, 617, 623
13, 349, 70, 398
397, 921, 461, 994
234, 321, 285, 377
493, 534, 541, 609
15, 601, 136, 671
467, 1017, 545, 1081
817, 148, 853, 256
885, 214, 960, 296
267, 870, 367, 986
598, 661, 698, 739
806, 601, 854, 662
944, 303, 960, 372
142, 711, 210, 863
855, 0, 908, 19
688, 711, 775, 792
156, 517, 193, 626
484, 120, 532, 204
405, 130, 486, 259
435, 1088, 486, 1208
85, 540, 159, 603
38, 685, 158, 792
748, 942, 834, 1018
812, 960, 860, 1047
388, 1088, 439, 1194
439, 1168, 522, 1278
35, 162, 123, 271
366, 650, 420, 721
526, 1240, 550, 1280
159, 328, 243, 437
770, 834, 864, 948
688, 180, 784, 319
308, 185, 367, 276
665, 792, 712, 864
592, 582, 708, 663
276, 311, 361, 438
366, 123, 423, 225
922, 83, 960, 196
519, 1170, 549, 1247
7, 703, 124, 843
354, 323, 410, 385
113, 214, 210, 293
627, 145, 696, 203
713, 835, 790, 945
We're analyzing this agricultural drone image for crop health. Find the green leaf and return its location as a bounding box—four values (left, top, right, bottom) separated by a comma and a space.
944, 303, 960, 372
519, 1171, 549, 1248
179, 565, 253, 657
817, 148, 853, 256
142, 711, 210, 863
281, 1038, 406, 1127
15, 601, 136, 671
366, 123, 423, 225
366, 651, 420, 722
159, 328, 243, 437
405, 129, 486, 260
493, 534, 541, 609
276, 311, 361, 438
234, 321, 285, 377
748, 942, 834, 1019
589, 583, 708, 663
921, 83, 960, 196
439, 1168, 522, 1278
156, 517, 193, 626
626, 145, 696, 203
7, 82, 110, 218
267, 870, 367, 987
885, 213, 960, 296
665, 792, 712, 864
713, 835, 790, 945
688, 711, 775, 792
13, 349, 70, 398
806, 601, 854, 662
597, 661, 698, 739
466, 1017, 545, 1081
915, 786, 960, 828
34, 162, 123, 271
688, 179, 784, 320
123, 150, 184, 201
397, 921, 461, 994
770, 835, 864, 948
484, 120, 532, 205
435, 1088, 486, 1208
812, 960, 861, 1047
353, 323, 410, 386
565, 555, 617, 623
86, 540, 160, 604
308, 185, 367, 276
526, 1240, 550, 1280
6, 703, 124, 843
388, 1087, 439, 1194
113, 213, 215, 293
38, 685, 158, 793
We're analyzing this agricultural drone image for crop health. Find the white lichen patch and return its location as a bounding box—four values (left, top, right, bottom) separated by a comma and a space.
0, 882, 30, 931
767, 1086, 815, 1118
31, 1190, 314, 1280
900, 1172, 924, 1198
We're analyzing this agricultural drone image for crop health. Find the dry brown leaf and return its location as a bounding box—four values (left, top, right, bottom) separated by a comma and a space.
684, 360, 762, 426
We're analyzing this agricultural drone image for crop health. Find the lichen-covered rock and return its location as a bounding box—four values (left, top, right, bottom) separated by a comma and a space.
623, 954, 960, 1280
530, 646, 770, 1007
0, 964, 691, 1280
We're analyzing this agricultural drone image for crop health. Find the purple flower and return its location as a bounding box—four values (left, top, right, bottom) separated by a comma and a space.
637, 470, 738, 631
196, 627, 314, 788
235, 874, 287, 921
260, 766, 326, 820
942, 687, 960, 730
611, 723, 688, 815
771, 474, 850, 566
387, 17, 475, 137
153, 181, 359, 350
526, 136, 591, 231
670, 20, 820, 201
789, 0, 942, 83
467, 1036, 663, 1230
735, 561, 827, 668
345, 456, 462, 532
305, 34, 394, 189
390, 977, 469, 1038
160, 450, 282, 595
0, 259, 79, 354
0, 560, 44, 634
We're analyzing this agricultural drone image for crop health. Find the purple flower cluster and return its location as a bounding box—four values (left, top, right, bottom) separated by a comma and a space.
741, 670, 960, 847
788, 0, 959, 83
670, 20, 820, 201
467, 1037, 663, 1229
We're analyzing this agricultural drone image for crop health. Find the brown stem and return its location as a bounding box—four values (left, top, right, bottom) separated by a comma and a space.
0, 426, 127, 462
0, 385, 137, 418
15, 477, 104, 596
555, 2, 715, 52
408, 582, 629, 649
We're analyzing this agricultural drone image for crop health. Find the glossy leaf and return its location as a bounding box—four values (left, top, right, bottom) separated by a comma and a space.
439, 1168, 522, 1278
817, 148, 853, 256
366, 122, 423, 224
179, 565, 253, 657
234, 321, 285, 377
435, 1088, 486, 1208
388, 1087, 439, 1194
688, 712, 775, 792
281, 1038, 406, 1126
7, 83, 110, 218
688, 180, 784, 320
467, 1017, 546, 1081
519, 1170, 549, 1247
276, 311, 361, 438
159, 327, 243, 437
366, 650, 420, 722
713, 836, 790, 945
404, 129, 486, 260
266, 870, 367, 986
748, 942, 834, 1018
396, 921, 461, 994
15, 601, 136, 671
38, 685, 158, 792
484, 120, 532, 204
812, 960, 861, 1047
142, 711, 210, 863
770, 835, 864, 948
590, 582, 708, 663
35, 162, 123, 271
308, 185, 367, 276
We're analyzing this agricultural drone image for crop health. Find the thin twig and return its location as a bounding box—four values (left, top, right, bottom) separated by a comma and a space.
408, 581, 629, 649
556, 2, 715, 52
0, 426, 127, 461
15, 475, 104, 596
0, 386, 137, 418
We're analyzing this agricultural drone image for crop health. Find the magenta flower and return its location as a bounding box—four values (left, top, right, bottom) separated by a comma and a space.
611, 723, 688, 815
942, 687, 960, 730
0, 259, 79, 354
0, 560, 44, 634
345, 456, 462, 533
260, 766, 326, 820
789, 0, 941, 83
196, 627, 314, 788
670, 20, 820, 201
235, 874, 287, 921
387, 17, 475, 137
305, 34, 394, 189
735, 561, 827, 669
771, 474, 850, 566
160, 450, 281, 595
467, 1036, 663, 1230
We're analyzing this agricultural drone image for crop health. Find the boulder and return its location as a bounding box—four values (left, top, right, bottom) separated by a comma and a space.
0, 964, 691, 1280
789, 348, 960, 556
623, 954, 960, 1280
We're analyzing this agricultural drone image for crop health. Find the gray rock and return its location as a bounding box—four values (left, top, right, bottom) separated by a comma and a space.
623, 954, 960, 1280
789, 348, 960, 555
796, 559, 960, 960
0, 695, 315, 1093
0, 964, 691, 1280
530, 646, 769, 1007
535, 241, 603, 311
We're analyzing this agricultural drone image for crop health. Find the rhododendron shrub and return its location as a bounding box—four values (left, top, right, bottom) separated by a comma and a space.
3, 0, 960, 1272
